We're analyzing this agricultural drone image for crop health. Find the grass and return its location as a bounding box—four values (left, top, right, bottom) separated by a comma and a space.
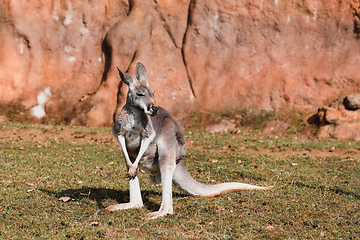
0, 123, 359, 239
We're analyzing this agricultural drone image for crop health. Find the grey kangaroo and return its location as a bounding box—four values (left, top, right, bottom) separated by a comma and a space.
99, 62, 273, 220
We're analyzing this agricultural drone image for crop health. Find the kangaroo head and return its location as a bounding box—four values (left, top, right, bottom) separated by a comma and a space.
117, 62, 159, 116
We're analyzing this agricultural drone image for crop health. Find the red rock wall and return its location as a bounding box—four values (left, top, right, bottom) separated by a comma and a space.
1, 0, 360, 126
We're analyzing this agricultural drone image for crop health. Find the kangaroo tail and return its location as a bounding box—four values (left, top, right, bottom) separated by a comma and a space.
172, 161, 273, 197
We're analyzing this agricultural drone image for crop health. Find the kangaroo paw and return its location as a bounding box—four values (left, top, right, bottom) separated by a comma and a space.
127, 167, 137, 179
99, 202, 143, 215
139, 210, 173, 220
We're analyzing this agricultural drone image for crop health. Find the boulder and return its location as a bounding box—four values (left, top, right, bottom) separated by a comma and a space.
317, 122, 360, 141
262, 120, 290, 136
201, 113, 236, 133
343, 94, 360, 110
314, 95, 360, 140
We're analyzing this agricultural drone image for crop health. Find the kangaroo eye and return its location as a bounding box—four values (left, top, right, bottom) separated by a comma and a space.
136, 93, 145, 97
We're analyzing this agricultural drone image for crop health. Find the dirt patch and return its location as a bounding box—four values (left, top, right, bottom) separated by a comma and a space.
0, 125, 116, 146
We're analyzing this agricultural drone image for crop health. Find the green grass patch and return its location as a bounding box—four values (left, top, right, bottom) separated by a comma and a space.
0, 124, 359, 239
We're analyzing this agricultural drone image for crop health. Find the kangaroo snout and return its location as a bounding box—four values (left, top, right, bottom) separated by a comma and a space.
149, 105, 159, 116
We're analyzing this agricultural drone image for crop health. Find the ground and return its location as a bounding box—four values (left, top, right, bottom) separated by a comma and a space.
1, 122, 359, 239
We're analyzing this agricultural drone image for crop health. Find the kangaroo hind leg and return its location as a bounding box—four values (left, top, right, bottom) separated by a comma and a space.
99, 176, 143, 214
139, 148, 176, 220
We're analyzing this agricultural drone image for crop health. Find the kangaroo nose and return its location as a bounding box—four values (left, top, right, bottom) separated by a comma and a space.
147, 105, 159, 116
151, 106, 159, 114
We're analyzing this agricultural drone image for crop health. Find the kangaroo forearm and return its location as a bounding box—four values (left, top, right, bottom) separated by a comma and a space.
118, 135, 134, 168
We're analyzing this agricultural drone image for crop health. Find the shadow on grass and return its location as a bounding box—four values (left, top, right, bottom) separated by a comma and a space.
40, 187, 163, 212
293, 181, 360, 200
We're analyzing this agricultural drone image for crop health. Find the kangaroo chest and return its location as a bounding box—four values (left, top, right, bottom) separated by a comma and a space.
124, 128, 142, 155
117, 110, 155, 158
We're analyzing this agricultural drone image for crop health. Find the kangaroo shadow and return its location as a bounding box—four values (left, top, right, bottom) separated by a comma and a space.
40, 187, 162, 212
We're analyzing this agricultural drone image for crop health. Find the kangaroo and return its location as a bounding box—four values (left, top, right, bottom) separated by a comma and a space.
99, 62, 273, 220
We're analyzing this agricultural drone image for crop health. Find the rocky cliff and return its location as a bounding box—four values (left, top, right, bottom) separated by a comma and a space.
1, 0, 360, 126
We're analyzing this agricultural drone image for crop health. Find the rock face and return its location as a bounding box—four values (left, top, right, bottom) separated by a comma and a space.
1, 0, 360, 126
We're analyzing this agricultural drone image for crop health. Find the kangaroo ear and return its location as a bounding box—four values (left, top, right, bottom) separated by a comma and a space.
117, 67, 135, 86
135, 62, 149, 87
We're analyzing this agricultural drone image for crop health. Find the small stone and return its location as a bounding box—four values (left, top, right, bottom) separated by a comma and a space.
90, 221, 101, 227
59, 197, 71, 202
344, 94, 360, 110
265, 225, 275, 230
